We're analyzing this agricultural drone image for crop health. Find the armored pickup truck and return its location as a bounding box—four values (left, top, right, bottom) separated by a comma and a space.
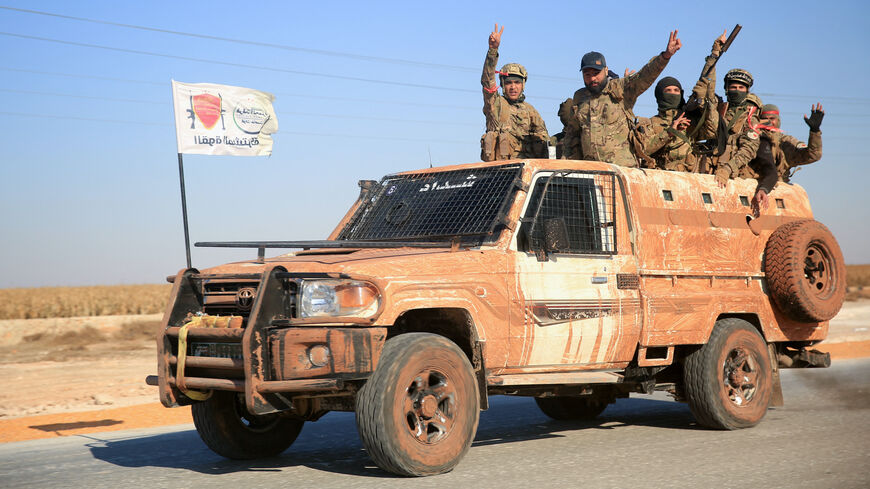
149, 159, 845, 476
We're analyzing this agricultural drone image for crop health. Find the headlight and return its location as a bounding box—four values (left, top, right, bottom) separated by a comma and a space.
299, 280, 380, 318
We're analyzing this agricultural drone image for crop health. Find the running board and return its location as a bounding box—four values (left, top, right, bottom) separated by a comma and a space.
487, 370, 623, 386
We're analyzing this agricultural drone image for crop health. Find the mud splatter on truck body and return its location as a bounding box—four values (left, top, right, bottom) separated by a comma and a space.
150, 158, 845, 476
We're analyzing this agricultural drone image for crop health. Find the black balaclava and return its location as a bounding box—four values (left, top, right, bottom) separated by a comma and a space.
654, 76, 684, 111
726, 86, 749, 106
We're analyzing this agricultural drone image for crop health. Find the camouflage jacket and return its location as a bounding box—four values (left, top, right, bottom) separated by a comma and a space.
560, 53, 670, 167
765, 129, 822, 182
640, 47, 722, 172
641, 109, 699, 172
480, 47, 549, 161
715, 92, 763, 179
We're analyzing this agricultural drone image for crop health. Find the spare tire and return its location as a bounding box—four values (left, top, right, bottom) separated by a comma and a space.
764, 219, 846, 322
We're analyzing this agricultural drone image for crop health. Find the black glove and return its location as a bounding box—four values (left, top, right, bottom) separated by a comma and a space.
804, 108, 824, 132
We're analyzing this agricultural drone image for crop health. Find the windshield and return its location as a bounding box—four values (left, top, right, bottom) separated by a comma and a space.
338, 164, 523, 242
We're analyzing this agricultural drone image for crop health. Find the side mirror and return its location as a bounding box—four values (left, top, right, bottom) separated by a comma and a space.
544, 218, 570, 252
534, 217, 569, 262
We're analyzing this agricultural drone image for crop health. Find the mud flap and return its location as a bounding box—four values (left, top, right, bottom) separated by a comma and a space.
768, 344, 784, 407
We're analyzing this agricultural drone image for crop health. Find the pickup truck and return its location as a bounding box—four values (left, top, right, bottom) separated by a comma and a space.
150, 158, 844, 476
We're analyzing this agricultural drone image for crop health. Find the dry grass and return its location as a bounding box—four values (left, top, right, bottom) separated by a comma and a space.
846, 265, 870, 288
0, 319, 161, 363
846, 265, 870, 301
0, 265, 868, 319
0, 285, 172, 320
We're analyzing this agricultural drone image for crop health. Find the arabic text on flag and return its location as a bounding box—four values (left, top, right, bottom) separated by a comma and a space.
171, 80, 278, 156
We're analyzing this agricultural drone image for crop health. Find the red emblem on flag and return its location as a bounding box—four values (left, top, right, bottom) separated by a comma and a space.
192, 94, 221, 130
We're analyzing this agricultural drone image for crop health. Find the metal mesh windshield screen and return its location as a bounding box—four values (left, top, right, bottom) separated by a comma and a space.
521, 171, 616, 254
339, 164, 523, 241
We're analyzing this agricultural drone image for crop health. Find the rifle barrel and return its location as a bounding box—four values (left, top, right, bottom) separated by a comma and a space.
721, 24, 742, 54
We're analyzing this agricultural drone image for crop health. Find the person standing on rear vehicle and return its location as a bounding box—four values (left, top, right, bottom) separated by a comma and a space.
480, 23, 549, 162
756, 103, 824, 182
559, 30, 682, 166
640, 30, 727, 172
710, 68, 763, 184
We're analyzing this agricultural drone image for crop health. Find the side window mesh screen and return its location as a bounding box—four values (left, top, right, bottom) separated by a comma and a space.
520, 172, 616, 254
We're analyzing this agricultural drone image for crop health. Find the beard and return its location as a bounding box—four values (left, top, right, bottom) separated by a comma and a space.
586, 76, 608, 95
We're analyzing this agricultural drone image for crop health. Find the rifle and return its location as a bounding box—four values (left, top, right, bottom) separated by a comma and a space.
683, 24, 742, 147
685, 24, 742, 114
701, 24, 741, 80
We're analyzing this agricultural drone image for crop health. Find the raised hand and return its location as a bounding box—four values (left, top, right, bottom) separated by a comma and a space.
804, 103, 825, 131
712, 29, 727, 56
672, 112, 690, 131
624, 68, 636, 78
489, 23, 504, 50
664, 29, 682, 59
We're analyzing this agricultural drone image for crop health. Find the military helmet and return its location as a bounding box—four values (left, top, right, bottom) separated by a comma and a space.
499, 63, 528, 82
724, 68, 753, 88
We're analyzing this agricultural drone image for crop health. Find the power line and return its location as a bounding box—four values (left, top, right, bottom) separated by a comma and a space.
1, 32, 574, 101
0, 5, 578, 83
0, 88, 484, 126
282, 111, 478, 126
0, 88, 164, 105
0, 111, 168, 126
4, 7, 868, 104
0, 31, 481, 95
0, 67, 165, 86
0, 111, 475, 144
0, 67, 478, 110
754, 92, 870, 104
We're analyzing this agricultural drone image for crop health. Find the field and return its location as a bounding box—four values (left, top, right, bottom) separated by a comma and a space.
0, 266, 869, 321
845, 264, 870, 301
0, 284, 171, 320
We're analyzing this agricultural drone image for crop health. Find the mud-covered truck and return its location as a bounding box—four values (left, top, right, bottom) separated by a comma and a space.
149, 159, 845, 476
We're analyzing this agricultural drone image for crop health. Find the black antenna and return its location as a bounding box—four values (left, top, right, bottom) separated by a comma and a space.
428, 146, 433, 168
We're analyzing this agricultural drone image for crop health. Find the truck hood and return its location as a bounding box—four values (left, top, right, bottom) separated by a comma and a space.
200, 247, 503, 279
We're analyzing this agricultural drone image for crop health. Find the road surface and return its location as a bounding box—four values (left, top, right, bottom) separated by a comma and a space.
1, 358, 868, 489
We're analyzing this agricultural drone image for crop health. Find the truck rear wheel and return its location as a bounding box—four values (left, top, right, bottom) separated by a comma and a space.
683, 318, 772, 430
355, 333, 479, 476
191, 390, 303, 459
535, 395, 611, 421
765, 219, 846, 322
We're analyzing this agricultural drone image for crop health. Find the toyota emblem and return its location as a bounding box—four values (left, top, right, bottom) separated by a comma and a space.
236, 287, 256, 310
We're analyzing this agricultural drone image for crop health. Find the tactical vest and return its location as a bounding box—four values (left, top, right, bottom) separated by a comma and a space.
571, 86, 650, 168
480, 97, 546, 161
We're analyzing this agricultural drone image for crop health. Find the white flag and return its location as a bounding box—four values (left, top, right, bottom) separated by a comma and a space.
171, 80, 278, 156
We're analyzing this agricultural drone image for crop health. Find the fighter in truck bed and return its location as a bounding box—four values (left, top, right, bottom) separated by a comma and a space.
150, 158, 844, 476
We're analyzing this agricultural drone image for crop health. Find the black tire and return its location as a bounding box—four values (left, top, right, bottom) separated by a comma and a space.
356, 333, 479, 477
683, 318, 772, 430
765, 219, 846, 322
191, 390, 303, 459
535, 395, 611, 421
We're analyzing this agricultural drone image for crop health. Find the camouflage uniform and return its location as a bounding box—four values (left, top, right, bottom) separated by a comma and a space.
561, 53, 670, 167
712, 89, 763, 181
480, 47, 549, 161
761, 129, 822, 183
640, 39, 723, 172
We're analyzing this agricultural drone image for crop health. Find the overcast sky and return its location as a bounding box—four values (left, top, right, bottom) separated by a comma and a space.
1, 1, 868, 288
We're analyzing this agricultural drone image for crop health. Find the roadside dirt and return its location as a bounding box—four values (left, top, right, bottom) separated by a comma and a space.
1, 304, 869, 444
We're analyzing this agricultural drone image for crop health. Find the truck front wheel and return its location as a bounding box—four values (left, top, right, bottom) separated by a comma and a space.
355, 333, 480, 476
191, 390, 304, 459
683, 318, 772, 430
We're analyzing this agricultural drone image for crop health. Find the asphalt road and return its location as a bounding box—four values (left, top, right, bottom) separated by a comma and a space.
2, 358, 868, 489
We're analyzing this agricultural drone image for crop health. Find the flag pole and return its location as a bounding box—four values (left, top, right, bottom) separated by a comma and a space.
177, 152, 192, 269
